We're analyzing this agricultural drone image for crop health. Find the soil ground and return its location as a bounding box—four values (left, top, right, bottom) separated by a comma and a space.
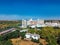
11, 38, 48, 45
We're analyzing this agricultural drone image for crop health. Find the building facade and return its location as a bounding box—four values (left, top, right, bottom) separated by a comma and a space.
22, 19, 27, 28
21, 19, 60, 28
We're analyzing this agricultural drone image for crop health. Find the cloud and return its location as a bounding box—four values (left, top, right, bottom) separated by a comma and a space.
0, 14, 60, 20
0, 15, 20, 20
0, 14, 35, 20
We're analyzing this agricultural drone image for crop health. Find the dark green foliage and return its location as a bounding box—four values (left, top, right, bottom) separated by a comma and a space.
0, 30, 20, 41
57, 38, 60, 45
54, 27, 60, 29
20, 32, 26, 39
40, 27, 57, 45
39, 43, 43, 45
9, 30, 20, 38
0, 30, 20, 45
28, 28, 35, 34
36, 30, 42, 35
0, 36, 3, 41
0, 40, 13, 45
31, 38, 39, 43
37, 27, 43, 29
57, 33, 60, 45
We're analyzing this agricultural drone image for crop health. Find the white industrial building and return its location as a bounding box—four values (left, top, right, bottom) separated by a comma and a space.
25, 33, 40, 40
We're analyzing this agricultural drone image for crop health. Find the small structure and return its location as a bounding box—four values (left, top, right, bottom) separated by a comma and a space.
20, 29, 28, 32
36, 24, 46, 27
31, 34, 40, 40
25, 33, 40, 40
30, 25, 36, 28
25, 33, 31, 39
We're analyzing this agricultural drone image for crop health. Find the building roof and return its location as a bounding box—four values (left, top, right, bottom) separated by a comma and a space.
25, 33, 40, 38
20, 29, 28, 32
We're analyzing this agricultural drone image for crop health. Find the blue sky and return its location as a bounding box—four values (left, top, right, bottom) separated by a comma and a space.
0, 0, 60, 20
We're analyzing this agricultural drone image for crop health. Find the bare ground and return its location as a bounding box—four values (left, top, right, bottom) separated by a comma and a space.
11, 38, 47, 45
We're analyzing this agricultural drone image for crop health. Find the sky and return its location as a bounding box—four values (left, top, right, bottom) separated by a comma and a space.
0, 0, 60, 20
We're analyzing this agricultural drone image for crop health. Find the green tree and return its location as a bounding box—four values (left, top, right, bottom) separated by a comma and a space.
41, 27, 57, 45
0, 40, 13, 45
31, 38, 39, 43
28, 28, 35, 34
20, 32, 26, 39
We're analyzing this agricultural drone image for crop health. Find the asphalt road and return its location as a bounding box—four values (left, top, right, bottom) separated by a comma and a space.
0, 28, 16, 35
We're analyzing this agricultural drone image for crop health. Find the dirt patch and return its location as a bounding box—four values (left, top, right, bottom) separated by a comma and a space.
40, 38, 48, 45
11, 38, 39, 45
11, 38, 48, 45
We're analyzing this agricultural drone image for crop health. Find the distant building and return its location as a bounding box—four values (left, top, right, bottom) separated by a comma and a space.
27, 18, 32, 25
36, 24, 46, 27
22, 19, 27, 28
27, 18, 36, 25
45, 20, 60, 23
21, 19, 60, 28
27, 19, 37, 25
37, 19, 44, 25
36, 19, 45, 27
45, 22, 58, 27
44, 20, 60, 27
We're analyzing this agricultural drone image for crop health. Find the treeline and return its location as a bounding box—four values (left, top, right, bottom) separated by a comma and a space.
0, 20, 21, 32
0, 30, 20, 41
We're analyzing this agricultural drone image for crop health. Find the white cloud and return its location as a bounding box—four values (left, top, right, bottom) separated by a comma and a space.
0, 14, 60, 20
0, 14, 20, 20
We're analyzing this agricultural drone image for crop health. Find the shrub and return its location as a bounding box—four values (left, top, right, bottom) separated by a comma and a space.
0, 40, 13, 45
39, 43, 43, 45
20, 32, 26, 39
31, 38, 39, 43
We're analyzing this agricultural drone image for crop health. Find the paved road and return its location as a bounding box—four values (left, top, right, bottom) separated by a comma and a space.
0, 28, 16, 35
